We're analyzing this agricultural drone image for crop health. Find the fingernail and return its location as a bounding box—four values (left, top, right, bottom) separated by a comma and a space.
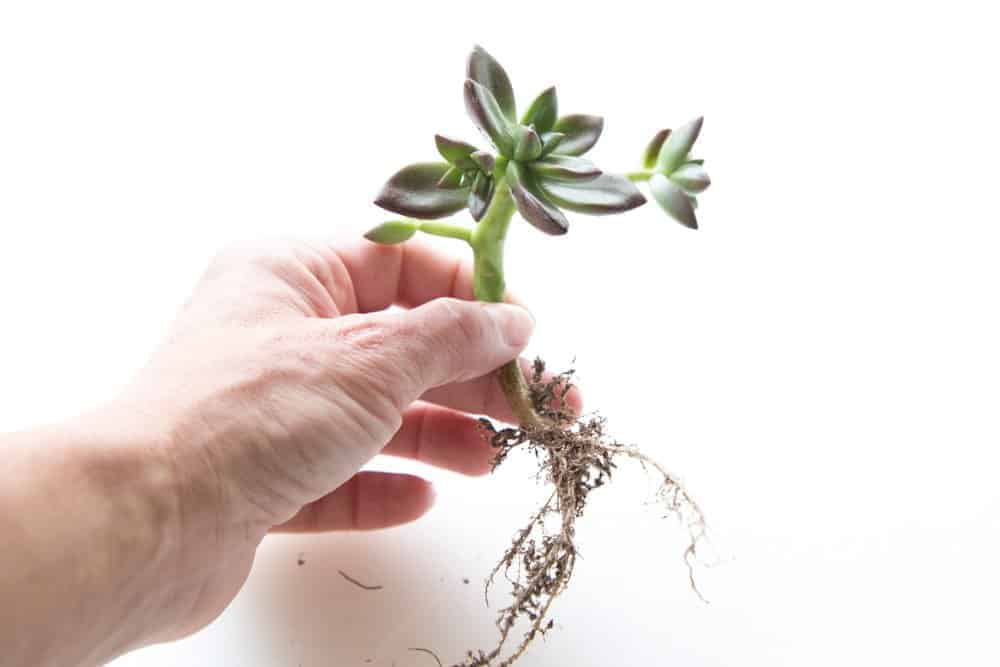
485, 303, 535, 348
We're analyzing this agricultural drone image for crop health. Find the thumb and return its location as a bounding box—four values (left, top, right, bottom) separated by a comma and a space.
335, 297, 534, 408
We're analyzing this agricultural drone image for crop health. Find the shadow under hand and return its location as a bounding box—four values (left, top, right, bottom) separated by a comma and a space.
240, 509, 504, 667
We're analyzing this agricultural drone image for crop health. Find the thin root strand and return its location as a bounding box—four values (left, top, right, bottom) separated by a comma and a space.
457, 360, 709, 666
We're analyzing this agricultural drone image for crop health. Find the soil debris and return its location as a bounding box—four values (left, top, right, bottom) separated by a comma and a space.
338, 569, 383, 591
456, 359, 708, 666
408, 647, 444, 667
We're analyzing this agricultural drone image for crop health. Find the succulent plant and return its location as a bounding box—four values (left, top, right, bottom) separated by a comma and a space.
633, 117, 710, 229
364, 49, 713, 666
366, 46, 710, 426
370, 45, 709, 238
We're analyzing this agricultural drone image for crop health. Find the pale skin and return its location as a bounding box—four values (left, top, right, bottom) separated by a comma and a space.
0, 238, 581, 667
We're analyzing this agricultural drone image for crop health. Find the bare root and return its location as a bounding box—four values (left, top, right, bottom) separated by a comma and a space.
455, 360, 709, 667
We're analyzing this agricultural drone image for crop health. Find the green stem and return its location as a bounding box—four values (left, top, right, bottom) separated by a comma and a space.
417, 221, 471, 243
470, 176, 545, 429
626, 170, 653, 182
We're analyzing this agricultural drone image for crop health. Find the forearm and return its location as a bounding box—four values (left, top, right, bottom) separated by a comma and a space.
0, 408, 178, 666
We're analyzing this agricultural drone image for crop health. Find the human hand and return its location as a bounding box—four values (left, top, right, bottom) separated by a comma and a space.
106, 238, 579, 648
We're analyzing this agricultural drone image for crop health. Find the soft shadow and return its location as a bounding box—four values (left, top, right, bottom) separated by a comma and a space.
236, 511, 503, 666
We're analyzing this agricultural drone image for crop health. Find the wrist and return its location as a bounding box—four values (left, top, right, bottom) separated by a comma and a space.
0, 404, 182, 665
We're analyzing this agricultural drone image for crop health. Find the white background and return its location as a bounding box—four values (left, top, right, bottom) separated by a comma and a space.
2, 1, 999, 665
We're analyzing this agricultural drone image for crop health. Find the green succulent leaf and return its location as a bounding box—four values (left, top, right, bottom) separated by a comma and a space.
513, 125, 543, 161
649, 172, 697, 229
520, 86, 558, 134
374, 162, 470, 220
656, 116, 704, 174
686, 158, 705, 166
464, 79, 515, 156
470, 150, 496, 175
364, 220, 418, 245
506, 161, 568, 235
435, 134, 479, 170
669, 163, 711, 194
467, 45, 516, 123
467, 172, 494, 222
642, 129, 671, 170
436, 165, 464, 189
529, 155, 601, 182
539, 131, 566, 157
538, 173, 645, 215
551, 114, 604, 156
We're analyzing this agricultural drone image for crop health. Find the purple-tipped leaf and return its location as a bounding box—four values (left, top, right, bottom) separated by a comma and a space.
551, 115, 604, 156
529, 155, 601, 182
464, 79, 514, 156
538, 173, 645, 215
649, 172, 698, 229
467, 172, 494, 222
375, 162, 470, 219
435, 134, 479, 170
656, 116, 703, 174
470, 150, 496, 174
467, 45, 516, 123
506, 161, 569, 235
642, 129, 671, 170
669, 163, 711, 194
520, 86, 558, 134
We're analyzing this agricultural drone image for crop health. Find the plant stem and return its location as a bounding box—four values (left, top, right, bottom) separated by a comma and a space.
417, 221, 471, 243
626, 169, 653, 182
470, 175, 546, 429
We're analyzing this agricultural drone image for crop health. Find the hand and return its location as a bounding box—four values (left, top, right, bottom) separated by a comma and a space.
109, 238, 577, 649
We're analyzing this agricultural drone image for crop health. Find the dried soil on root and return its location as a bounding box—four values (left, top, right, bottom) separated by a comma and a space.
457, 360, 708, 667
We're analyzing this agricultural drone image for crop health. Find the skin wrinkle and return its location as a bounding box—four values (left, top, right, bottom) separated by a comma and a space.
312, 242, 358, 315
0, 237, 538, 664
173, 383, 289, 529
330, 359, 404, 445
140, 410, 232, 638
290, 244, 342, 318
329, 315, 427, 417
267, 257, 329, 317
252, 389, 322, 503
263, 363, 373, 497
331, 313, 390, 352
429, 299, 489, 385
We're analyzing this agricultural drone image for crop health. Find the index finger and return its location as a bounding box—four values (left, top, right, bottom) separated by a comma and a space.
333, 237, 512, 313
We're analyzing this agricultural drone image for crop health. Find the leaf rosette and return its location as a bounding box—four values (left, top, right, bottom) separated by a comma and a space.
374, 46, 661, 235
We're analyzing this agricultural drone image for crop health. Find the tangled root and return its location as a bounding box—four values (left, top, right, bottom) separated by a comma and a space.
455, 361, 708, 667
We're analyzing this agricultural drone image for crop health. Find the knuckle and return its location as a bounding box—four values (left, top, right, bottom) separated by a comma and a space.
333, 314, 392, 352
328, 315, 420, 410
